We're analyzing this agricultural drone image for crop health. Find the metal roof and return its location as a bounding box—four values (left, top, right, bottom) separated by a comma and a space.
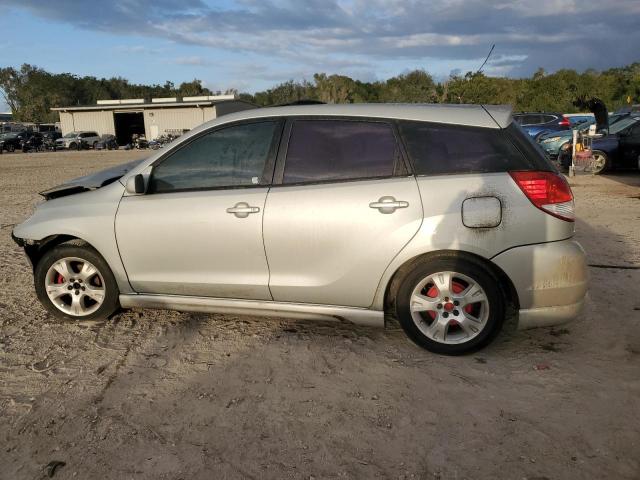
51, 99, 252, 112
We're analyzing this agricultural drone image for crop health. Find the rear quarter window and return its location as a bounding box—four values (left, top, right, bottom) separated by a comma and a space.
398, 120, 551, 175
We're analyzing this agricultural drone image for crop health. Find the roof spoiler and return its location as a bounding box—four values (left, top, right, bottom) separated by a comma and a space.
481, 104, 513, 129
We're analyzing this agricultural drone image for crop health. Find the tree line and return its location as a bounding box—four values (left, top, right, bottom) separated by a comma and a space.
1, 63, 638, 123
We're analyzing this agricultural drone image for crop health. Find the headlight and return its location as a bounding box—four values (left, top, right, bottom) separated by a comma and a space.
541, 136, 561, 143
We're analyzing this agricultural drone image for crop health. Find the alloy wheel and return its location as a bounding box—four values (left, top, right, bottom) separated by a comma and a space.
409, 271, 490, 344
44, 257, 106, 317
591, 152, 607, 173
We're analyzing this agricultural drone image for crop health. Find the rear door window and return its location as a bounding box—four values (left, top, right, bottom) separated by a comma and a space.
398, 120, 550, 174
282, 120, 402, 184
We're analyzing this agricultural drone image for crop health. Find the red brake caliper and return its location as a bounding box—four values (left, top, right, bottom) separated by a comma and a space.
424, 281, 474, 322
55, 273, 65, 284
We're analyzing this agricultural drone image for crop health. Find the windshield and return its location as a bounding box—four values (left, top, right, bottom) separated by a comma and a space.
610, 117, 639, 134
63, 132, 78, 138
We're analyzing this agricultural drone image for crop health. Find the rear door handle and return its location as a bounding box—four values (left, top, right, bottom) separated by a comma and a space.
226, 202, 260, 218
369, 196, 409, 214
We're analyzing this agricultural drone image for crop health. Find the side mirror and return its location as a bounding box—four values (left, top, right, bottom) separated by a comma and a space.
126, 174, 146, 194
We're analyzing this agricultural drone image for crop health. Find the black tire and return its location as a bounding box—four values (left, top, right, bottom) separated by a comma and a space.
591, 150, 610, 175
34, 243, 120, 322
7, 144, 15, 153
395, 254, 505, 355
69, 142, 76, 150
92, 141, 98, 149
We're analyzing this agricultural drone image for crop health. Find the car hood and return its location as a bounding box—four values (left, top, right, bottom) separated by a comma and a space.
39, 159, 144, 200
573, 96, 608, 130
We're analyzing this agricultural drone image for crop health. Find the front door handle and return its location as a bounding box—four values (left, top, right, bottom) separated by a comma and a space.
226, 202, 260, 218
369, 196, 409, 214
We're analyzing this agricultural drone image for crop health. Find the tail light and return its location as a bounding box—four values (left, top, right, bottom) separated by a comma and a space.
509, 171, 575, 222
558, 115, 570, 127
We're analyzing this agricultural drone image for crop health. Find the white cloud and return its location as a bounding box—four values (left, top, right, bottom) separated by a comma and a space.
4, 0, 640, 79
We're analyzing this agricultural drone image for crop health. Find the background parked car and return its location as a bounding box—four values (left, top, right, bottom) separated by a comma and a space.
55, 131, 100, 150
558, 115, 640, 173
538, 112, 630, 159
512, 112, 570, 137
0, 131, 30, 153
20, 132, 45, 153
564, 113, 594, 127
95, 134, 118, 150
42, 131, 62, 151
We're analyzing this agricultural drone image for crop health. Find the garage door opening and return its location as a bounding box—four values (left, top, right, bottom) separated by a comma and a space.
114, 112, 145, 146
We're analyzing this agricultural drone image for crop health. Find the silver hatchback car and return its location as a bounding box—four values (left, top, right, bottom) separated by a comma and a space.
13, 104, 588, 354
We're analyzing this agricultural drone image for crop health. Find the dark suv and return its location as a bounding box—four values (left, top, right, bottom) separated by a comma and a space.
513, 112, 570, 137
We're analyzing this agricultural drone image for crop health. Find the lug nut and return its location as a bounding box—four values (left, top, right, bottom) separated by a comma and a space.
437, 303, 442, 309
81, 286, 85, 291
453, 300, 459, 306
443, 312, 449, 318
75, 290, 79, 295
67, 285, 73, 290
453, 310, 459, 315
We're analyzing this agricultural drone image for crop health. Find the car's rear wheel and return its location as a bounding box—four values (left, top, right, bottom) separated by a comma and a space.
395, 255, 505, 355
7, 144, 15, 153
591, 150, 609, 174
35, 244, 120, 321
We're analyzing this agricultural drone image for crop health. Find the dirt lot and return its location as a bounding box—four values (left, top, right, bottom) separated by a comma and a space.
1, 150, 639, 480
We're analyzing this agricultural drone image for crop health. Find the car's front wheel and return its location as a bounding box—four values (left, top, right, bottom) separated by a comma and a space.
591, 150, 609, 174
395, 255, 505, 355
34, 243, 120, 321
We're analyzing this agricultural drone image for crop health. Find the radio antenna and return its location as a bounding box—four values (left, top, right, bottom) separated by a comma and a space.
476, 44, 495, 74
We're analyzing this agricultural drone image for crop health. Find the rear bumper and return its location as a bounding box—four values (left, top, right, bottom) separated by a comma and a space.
517, 299, 584, 329
492, 239, 588, 330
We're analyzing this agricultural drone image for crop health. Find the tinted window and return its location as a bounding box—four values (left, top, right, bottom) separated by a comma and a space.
399, 120, 551, 174
283, 120, 400, 184
542, 115, 557, 124
522, 114, 542, 125
504, 123, 555, 171
149, 121, 278, 193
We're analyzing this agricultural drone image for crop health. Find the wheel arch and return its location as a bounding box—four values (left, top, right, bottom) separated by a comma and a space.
24, 234, 93, 271
382, 249, 520, 316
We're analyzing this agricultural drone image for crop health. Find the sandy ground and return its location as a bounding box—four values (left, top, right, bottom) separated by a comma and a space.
0, 149, 639, 480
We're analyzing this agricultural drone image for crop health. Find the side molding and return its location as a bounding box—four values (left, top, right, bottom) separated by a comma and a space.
119, 294, 384, 328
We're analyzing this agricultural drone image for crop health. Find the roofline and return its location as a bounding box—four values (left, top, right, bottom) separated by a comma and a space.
197, 103, 513, 129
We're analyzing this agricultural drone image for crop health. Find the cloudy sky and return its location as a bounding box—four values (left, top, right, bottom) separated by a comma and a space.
1, 0, 639, 111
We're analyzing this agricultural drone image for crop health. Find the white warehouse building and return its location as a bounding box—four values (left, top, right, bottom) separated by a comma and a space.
51, 95, 256, 145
